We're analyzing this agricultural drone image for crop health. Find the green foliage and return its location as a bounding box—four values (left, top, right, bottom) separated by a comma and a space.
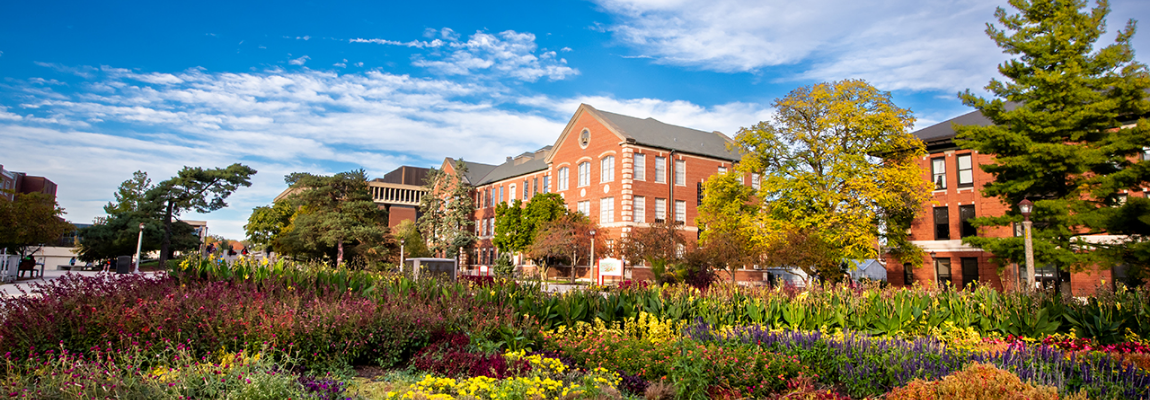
243, 199, 294, 254
493, 252, 514, 277
279, 169, 391, 267
149, 163, 256, 268
718, 79, 931, 272
393, 219, 432, 259
76, 171, 199, 262
0, 191, 75, 258
527, 213, 601, 283
955, 0, 1150, 277
494, 193, 569, 259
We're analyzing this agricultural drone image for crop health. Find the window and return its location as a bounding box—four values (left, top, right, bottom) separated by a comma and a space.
903, 263, 914, 286
961, 258, 979, 288
1144, 147, 1150, 162
674, 159, 685, 185
600, 197, 614, 223
655, 198, 666, 223
558, 167, 569, 191
577, 200, 590, 216
633, 196, 646, 223
486, 189, 491, 207
542, 176, 549, 193
578, 162, 590, 187
751, 173, 761, 190
634, 154, 646, 181
523, 179, 529, 200
931, 158, 947, 190
675, 200, 686, 223
533, 178, 539, 195
718, 166, 727, 174
654, 157, 666, 183
499, 186, 504, 203
601, 156, 615, 183
934, 207, 950, 240
1115, 193, 1129, 207
957, 154, 974, 188
959, 205, 977, 238
510, 184, 517, 201
935, 258, 952, 287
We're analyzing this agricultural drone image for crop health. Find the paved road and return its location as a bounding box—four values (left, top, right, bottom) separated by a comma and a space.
0, 268, 130, 297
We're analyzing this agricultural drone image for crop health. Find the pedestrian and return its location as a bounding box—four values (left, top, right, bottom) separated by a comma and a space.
69, 256, 76, 266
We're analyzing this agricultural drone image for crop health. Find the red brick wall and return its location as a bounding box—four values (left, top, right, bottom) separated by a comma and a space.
388, 205, 417, 228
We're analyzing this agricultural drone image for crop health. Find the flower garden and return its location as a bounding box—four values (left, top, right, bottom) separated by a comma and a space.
1, 256, 1148, 399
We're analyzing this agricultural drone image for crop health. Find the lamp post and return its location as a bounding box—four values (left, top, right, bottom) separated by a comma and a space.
399, 238, 406, 271
589, 229, 596, 282
134, 223, 144, 274
929, 251, 937, 286
1019, 198, 1035, 291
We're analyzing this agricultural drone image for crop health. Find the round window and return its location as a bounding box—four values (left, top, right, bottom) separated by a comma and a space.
579, 129, 590, 148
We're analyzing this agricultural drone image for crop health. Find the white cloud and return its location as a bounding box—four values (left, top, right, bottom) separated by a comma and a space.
593, 0, 1148, 93
354, 62, 364, 67
1, 64, 769, 238
355, 29, 579, 82
288, 55, 310, 65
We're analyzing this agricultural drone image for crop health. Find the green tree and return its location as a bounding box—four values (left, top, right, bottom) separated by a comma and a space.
955, 0, 1150, 281
417, 160, 476, 260
280, 169, 391, 267
697, 170, 761, 282
76, 172, 198, 263
0, 191, 74, 259
493, 199, 524, 253
392, 219, 431, 259
719, 79, 930, 273
150, 164, 256, 268
244, 199, 294, 254
494, 193, 568, 259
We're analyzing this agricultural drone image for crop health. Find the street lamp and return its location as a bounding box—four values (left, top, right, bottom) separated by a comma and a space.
589, 229, 596, 282
1019, 198, 1035, 291
399, 238, 406, 271
134, 223, 144, 274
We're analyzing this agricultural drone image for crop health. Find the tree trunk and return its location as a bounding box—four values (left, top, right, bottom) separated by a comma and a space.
159, 199, 174, 269
336, 239, 344, 268
570, 250, 576, 284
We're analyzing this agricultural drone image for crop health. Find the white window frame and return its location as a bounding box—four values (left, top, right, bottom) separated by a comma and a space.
675, 200, 686, 223
578, 162, 590, 187
931, 157, 947, 190
654, 156, 666, 183
674, 159, 685, 186
633, 196, 645, 223
543, 176, 550, 193
634, 154, 645, 181
655, 198, 666, 222
751, 173, 761, 190
718, 166, 726, 174
510, 184, 517, 201
601, 156, 615, 183
558, 168, 569, 191
577, 200, 590, 216
957, 154, 974, 188
600, 197, 614, 223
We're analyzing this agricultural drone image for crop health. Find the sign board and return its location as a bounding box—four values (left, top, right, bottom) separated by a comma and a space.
599, 258, 623, 276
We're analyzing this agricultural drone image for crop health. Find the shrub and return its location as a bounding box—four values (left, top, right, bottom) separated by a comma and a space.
886, 362, 1058, 400
410, 333, 529, 379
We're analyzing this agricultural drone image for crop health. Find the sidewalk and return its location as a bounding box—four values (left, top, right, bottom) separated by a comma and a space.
0, 268, 120, 297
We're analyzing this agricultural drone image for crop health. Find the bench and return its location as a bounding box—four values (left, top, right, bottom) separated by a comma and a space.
18, 261, 44, 279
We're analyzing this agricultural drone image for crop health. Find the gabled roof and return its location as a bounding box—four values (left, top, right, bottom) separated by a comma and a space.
475, 146, 552, 185
443, 158, 498, 185
913, 110, 994, 145
548, 104, 741, 163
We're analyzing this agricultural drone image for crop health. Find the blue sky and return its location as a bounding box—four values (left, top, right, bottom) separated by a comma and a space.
1, 0, 1147, 240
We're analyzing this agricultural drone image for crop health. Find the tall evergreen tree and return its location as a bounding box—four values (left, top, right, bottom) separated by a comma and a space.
280, 169, 390, 267
150, 164, 256, 269
957, 0, 1150, 281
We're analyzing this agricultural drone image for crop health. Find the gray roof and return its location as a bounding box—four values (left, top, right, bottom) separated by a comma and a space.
913, 110, 994, 144
595, 108, 741, 161
445, 158, 498, 185
476, 156, 548, 185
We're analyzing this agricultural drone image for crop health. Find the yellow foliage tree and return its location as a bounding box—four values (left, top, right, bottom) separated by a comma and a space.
703, 79, 931, 276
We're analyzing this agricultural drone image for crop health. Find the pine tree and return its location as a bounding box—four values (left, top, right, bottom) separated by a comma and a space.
957, 0, 1150, 280
417, 160, 476, 260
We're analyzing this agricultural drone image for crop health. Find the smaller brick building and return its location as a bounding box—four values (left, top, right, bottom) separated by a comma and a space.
0, 164, 57, 201
884, 111, 1138, 296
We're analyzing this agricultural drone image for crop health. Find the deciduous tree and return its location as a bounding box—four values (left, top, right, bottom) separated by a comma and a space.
955, 0, 1150, 283
417, 160, 476, 260
528, 213, 602, 283
717, 79, 930, 274
0, 191, 74, 259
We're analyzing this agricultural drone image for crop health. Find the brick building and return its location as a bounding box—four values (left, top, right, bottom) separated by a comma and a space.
0, 164, 57, 201
441, 104, 742, 279
883, 111, 1139, 296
